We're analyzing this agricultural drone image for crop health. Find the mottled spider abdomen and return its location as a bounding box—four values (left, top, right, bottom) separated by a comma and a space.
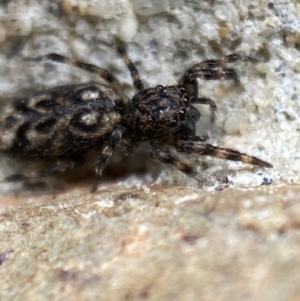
0, 83, 123, 162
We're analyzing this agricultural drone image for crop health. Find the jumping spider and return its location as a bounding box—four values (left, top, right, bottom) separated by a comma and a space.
0, 44, 272, 189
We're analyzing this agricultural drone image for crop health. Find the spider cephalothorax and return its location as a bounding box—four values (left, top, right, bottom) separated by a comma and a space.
0, 44, 272, 188
125, 85, 190, 140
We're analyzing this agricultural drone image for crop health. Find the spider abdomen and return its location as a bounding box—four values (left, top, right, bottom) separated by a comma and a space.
0, 83, 123, 161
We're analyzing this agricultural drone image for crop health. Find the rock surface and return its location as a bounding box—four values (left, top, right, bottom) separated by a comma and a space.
1, 183, 300, 300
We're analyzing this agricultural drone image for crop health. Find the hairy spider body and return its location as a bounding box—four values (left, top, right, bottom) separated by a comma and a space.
0, 45, 272, 185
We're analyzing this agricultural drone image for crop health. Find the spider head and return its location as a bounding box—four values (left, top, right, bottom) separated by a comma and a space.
125, 85, 192, 141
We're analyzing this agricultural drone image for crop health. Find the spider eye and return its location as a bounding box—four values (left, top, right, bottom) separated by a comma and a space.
179, 86, 185, 92
156, 85, 164, 91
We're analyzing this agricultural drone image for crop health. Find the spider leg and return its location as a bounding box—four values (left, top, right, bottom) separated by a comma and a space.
183, 68, 240, 84
27, 54, 124, 97
192, 97, 218, 122
95, 125, 126, 178
179, 68, 239, 113
190, 53, 257, 70
117, 45, 144, 92
177, 140, 273, 168
180, 53, 256, 83
150, 147, 195, 176
179, 53, 256, 95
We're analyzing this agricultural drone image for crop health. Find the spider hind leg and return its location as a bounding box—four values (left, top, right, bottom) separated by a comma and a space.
150, 147, 195, 176
177, 140, 272, 168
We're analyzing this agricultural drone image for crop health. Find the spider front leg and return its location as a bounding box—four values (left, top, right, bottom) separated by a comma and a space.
183, 67, 240, 86
179, 53, 256, 121
193, 97, 218, 122
180, 53, 256, 85
176, 140, 273, 168
191, 53, 257, 70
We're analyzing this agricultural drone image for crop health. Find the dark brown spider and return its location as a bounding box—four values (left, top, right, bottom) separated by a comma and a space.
0, 44, 272, 189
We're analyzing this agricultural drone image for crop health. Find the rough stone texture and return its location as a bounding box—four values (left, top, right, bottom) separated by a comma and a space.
0, 1, 300, 300
1, 183, 300, 301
